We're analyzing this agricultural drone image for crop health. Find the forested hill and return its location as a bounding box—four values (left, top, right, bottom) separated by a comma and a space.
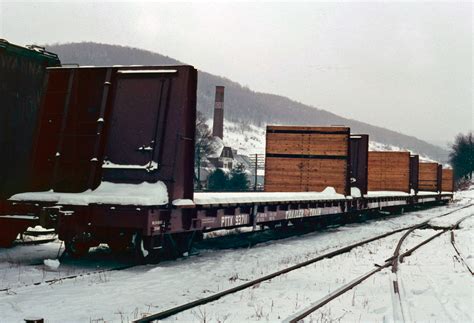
46, 42, 449, 161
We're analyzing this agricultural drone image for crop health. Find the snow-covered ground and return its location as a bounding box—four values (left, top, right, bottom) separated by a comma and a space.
0, 189, 472, 322
307, 222, 473, 322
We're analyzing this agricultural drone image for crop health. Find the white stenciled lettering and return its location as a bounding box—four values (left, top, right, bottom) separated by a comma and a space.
285, 209, 305, 220
221, 216, 233, 227
235, 213, 249, 225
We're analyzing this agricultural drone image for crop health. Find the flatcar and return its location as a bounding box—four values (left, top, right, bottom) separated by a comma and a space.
0, 46, 453, 259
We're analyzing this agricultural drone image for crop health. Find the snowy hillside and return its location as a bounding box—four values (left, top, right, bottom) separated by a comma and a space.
221, 120, 441, 163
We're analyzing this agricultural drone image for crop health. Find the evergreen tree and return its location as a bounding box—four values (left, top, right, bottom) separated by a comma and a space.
207, 169, 229, 191
449, 132, 473, 180
227, 163, 250, 191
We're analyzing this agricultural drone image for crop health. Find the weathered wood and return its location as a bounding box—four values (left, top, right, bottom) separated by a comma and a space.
368, 152, 410, 192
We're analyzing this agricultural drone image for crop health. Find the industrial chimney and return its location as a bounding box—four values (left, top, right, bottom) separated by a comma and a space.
212, 86, 225, 139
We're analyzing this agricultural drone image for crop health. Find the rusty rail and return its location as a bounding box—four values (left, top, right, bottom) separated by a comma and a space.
284, 205, 473, 323
450, 231, 473, 275
133, 203, 473, 323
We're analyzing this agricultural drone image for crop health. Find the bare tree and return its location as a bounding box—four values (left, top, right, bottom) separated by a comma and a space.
195, 111, 218, 188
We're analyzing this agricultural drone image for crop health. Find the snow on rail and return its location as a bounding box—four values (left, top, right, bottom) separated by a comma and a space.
193, 187, 345, 205
9, 181, 168, 206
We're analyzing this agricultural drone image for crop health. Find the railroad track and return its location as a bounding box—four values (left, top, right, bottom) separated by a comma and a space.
284, 205, 473, 323
0, 203, 458, 295
390, 213, 474, 323
133, 203, 473, 323
0, 261, 136, 293
450, 230, 474, 275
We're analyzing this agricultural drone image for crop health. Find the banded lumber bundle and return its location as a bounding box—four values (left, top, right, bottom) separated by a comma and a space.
441, 168, 454, 192
265, 126, 350, 195
418, 162, 439, 192
368, 152, 410, 192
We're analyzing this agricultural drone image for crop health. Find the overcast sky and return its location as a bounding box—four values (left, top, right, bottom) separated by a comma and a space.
1, 1, 472, 147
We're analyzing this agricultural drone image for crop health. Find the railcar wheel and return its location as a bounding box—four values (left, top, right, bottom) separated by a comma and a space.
131, 233, 160, 264
65, 238, 90, 258
107, 233, 133, 254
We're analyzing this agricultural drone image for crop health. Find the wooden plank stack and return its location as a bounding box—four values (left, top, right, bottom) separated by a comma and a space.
418, 162, 439, 191
368, 152, 410, 192
265, 126, 350, 195
441, 168, 454, 192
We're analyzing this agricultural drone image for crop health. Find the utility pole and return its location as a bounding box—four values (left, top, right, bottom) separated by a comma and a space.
249, 153, 264, 191
254, 153, 258, 191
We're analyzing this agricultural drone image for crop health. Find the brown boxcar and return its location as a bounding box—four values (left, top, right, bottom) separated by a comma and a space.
441, 168, 454, 192
368, 151, 410, 192
349, 134, 369, 195
265, 126, 350, 195
418, 162, 440, 192
0, 40, 60, 198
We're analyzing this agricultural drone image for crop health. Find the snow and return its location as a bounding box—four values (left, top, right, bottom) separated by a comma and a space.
306, 225, 473, 322
0, 215, 38, 220
365, 191, 410, 197
194, 187, 345, 205
43, 259, 60, 270
350, 187, 361, 197
220, 120, 443, 163
417, 190, 440, 196
10, 181, 168, 206
102, 160, 158, 172
368, 141, 438, 163
172, 199, 195, 207
137, 145, 153, 151
0, 186, 471, 322
428, 205, 473, 228
116, 69, 177, 74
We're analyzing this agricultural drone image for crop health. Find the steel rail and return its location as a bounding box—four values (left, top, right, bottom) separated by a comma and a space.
285, 206, 473, 323
0, 263, 136, 293
450, 231, 474, 276
133, 203, 473, 323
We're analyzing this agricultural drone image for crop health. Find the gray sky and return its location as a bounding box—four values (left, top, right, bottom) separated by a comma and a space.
1, 1, 472, 147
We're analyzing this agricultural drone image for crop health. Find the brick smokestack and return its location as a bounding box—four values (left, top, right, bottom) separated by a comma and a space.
212, 86, 225, 139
